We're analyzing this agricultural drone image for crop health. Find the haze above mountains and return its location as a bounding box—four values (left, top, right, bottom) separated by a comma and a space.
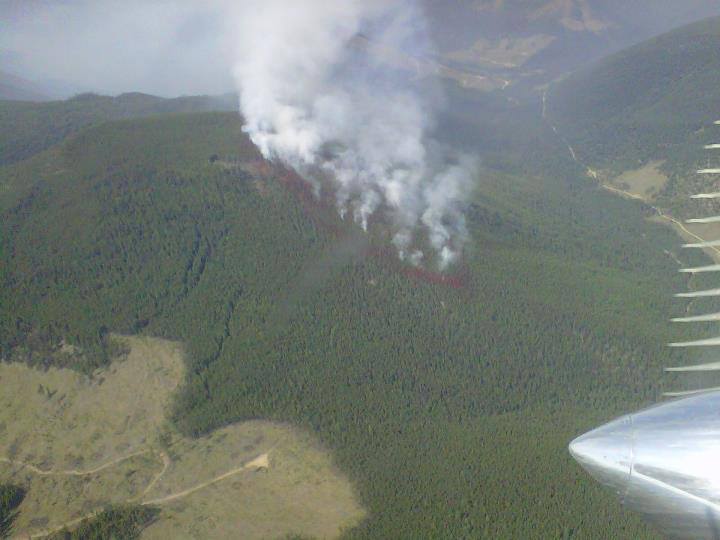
2, 0, 720, 100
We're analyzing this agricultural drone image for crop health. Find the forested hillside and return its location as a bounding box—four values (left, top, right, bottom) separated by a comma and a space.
46, 505, 158, 540
547, 15, 720, 212
0, 92, 237, 167
1, 102, 712, 537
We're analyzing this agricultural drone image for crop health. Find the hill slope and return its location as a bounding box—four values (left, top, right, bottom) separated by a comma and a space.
547, 14, 720, 222
0, 92, 237, 167
1, 109, 712, 537
549, 15, 720, 163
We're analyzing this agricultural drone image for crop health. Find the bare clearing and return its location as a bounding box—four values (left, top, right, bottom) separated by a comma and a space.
0, 335, 183, 472
542, 84, 720, 266
530, 0, 610, 33
611, 162, 720, 263
612, 160, 668, 200
142, 425, 364, 540
444, 35, 556, 69
656, 217, 720, 264
0, 336, 364, 539
351, 34, 507, 91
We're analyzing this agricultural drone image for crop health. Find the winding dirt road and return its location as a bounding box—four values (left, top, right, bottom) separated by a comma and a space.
141, 452, 269, 506
541, 88, 720, 261
1, 450, 150, 478
8, 449, 270, 539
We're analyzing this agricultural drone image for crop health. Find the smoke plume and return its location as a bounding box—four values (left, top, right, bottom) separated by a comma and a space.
231, 0, 474, 269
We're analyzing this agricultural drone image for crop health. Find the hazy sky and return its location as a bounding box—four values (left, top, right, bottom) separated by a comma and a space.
5, 0, 720, 99
1, 0, 237, 96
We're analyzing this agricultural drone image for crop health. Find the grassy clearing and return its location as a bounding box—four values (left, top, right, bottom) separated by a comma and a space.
0, 335, 183, 472
444, 34, 556, 69
613, 160, 668, 200
0, 336, 363, 539
142, 422, 364, 540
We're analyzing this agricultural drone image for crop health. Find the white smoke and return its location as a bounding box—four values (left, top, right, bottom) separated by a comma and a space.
231, 0, 474, 270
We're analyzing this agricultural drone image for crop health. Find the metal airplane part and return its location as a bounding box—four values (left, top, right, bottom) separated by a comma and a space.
676, 288, 720, 298
683, 240, 720, 248
672, 312, 720, 323
569, 391, 720, 540
669, 336, 720, 348
687, 216, 720, 224
570, 121, 720, 539
680, 264, 720, 273
665, 362, 720, 372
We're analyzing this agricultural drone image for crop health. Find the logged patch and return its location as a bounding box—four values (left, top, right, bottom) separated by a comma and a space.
0, 336, 365, 539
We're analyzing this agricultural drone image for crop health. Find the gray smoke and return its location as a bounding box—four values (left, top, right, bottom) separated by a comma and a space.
3, 0, 475, 267
1, 1, 238, 97
231, 0, 475, 269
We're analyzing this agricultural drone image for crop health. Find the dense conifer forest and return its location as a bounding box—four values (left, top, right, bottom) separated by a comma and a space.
0, 484, 24, 538
2, 98, 710, 537
46, 505, 159, 540
0, 92, 236, 167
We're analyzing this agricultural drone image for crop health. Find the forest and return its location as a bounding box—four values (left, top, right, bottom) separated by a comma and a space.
46, 505, 159, 540
0, 91, 236, 167
0, 94, 714, 538
548, 15, 720, 167
0, 484, 24, 538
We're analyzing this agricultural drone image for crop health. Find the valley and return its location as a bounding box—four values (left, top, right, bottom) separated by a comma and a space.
546, 15, 720, 267
544, 85, 720, 265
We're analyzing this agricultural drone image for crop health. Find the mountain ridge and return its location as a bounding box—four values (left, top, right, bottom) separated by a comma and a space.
1, 104, 704, 537
547, 14, 720, 220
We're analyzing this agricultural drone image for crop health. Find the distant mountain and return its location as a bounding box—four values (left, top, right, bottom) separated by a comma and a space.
547, 14, 720, 213
0, 71, 50, 101
422, 0, 720, 91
